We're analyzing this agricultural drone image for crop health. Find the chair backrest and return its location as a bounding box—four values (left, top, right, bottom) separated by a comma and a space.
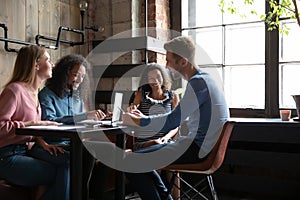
208, 121, 235, 173
164, 121, 235, 174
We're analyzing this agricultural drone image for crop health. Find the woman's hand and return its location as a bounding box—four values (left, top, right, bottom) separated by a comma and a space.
42, 144, 65, 156
86, 109, 106, 120
127, 104, 139, 112
122, 112, 140, 126
122, 107, 147, 126
35, 136, 65, 156
159, 136, 171, 144
24, 120, 62, 127
129, 108, 146, 118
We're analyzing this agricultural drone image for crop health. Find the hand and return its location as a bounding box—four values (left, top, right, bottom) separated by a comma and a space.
127, 104, 139, 112
129, 109, 146, 118
106, 111, 113, 118
24, 120, 62, 127
122, 112, 140, 126
87, 109, 106, 120
35, 137, 65, 156
159, 136, 170, 144
42, 144, 65, 156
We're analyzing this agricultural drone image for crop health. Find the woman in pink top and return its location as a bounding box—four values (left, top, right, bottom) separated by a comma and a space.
0, 45, 69, 200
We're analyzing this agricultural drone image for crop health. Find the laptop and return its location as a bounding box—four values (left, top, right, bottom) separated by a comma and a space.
77, 92, 123, 127
100, 92, 123, 127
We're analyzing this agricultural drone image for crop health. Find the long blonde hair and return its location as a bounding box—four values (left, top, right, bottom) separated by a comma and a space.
6, 45, 46, 86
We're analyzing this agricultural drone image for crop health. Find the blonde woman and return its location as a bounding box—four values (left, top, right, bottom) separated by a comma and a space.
0, 45, 69, 200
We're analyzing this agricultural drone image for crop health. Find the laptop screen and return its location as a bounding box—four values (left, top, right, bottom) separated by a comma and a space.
111, 92, 123, 123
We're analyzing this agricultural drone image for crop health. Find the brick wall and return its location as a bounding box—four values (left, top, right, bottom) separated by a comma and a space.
87, 0, 171, 108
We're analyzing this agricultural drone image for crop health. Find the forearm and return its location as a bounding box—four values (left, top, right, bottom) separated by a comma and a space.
35, 136, 48, 148
164, 127, 179, 140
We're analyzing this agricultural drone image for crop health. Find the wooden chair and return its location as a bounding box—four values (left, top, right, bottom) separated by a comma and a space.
163, 121, 235, 200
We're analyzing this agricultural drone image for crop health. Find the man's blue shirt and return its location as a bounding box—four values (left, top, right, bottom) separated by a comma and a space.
140, 69, 229, 158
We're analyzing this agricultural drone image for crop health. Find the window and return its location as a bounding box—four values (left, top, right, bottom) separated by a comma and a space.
279, 20, 300, 108
178, 0, 300, 117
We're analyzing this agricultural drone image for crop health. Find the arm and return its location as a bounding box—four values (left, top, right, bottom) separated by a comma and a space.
39, 91, 106, 124
171, 91, 179, 109
157, 91, 180, 142
39, 91, 87, 124
0, 85, 61, 147
128, 90, 142, 111
124, 78, 209, 133
0, 87, 30, 145
35, 136, 65, 156
147, 91, 180, 144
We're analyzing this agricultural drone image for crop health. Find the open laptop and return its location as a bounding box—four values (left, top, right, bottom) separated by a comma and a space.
99, 92, 123, 127
77, 92, 123, 127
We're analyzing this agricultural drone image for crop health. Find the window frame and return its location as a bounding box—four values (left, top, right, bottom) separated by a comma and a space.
170, 0, 295, 118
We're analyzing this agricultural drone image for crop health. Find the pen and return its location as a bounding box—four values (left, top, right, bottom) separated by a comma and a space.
118, 106, 125, 113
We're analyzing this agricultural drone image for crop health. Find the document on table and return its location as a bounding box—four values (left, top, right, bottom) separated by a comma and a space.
25, 125, 85, 130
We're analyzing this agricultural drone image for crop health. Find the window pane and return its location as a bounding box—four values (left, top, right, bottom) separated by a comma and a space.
182, 0, 222, 28
279, 20, 300, 62
224, 65, 265, 108
182, 27, 223, 65
225, 23, 265, 65
202, 67, 224, 91
223, 0, 265, 24
279, 64, 300, 108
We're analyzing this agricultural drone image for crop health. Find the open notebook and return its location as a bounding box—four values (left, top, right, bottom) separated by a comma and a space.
78, 92, 123, 127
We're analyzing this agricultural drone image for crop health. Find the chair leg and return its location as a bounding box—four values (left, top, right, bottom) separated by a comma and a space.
168, 172, 218, 200
166, 171, 177, 198
207, 175, 218, 200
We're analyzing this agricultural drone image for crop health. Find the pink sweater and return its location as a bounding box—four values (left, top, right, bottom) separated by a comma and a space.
0, 82, 40, 147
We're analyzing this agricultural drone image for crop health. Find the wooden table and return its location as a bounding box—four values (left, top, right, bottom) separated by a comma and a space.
16, 125, 128, 200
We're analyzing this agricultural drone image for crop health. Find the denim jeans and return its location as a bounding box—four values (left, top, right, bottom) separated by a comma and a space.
126, 141, 204, 200
28, 145, 70, 200
29, 144, 95, 200
0, 144, 58, 200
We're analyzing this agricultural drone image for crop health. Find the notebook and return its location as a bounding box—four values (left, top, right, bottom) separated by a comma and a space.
77, 92, 123, 127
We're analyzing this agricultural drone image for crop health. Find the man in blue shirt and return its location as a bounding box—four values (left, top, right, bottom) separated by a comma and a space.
122, 36, 229, 200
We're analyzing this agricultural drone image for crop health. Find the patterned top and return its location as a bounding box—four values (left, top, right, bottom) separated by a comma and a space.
135, 90, 174, 143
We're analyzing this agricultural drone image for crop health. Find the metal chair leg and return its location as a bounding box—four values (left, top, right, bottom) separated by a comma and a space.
207, 175, 218, 200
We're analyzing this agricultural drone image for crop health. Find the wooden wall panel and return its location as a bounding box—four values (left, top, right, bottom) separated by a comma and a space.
0, 0, 83, 90
25, 0, 39, 43
49, 0, 61, 63
0, 0, 15, 86
70, 0, 81, 55
60, 0, 71, 56
38, 0, 51, 47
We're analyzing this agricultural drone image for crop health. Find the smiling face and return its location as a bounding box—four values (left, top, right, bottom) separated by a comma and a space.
147, 69, 164, 91
68, 64, 86, 91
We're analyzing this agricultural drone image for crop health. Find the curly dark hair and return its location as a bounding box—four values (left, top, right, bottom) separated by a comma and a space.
138, 63, 172, 92
45, 54, 91, 102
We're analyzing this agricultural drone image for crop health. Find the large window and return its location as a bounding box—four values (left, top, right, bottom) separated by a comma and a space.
179, 0, 300, 117
279, 20, 300, 108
